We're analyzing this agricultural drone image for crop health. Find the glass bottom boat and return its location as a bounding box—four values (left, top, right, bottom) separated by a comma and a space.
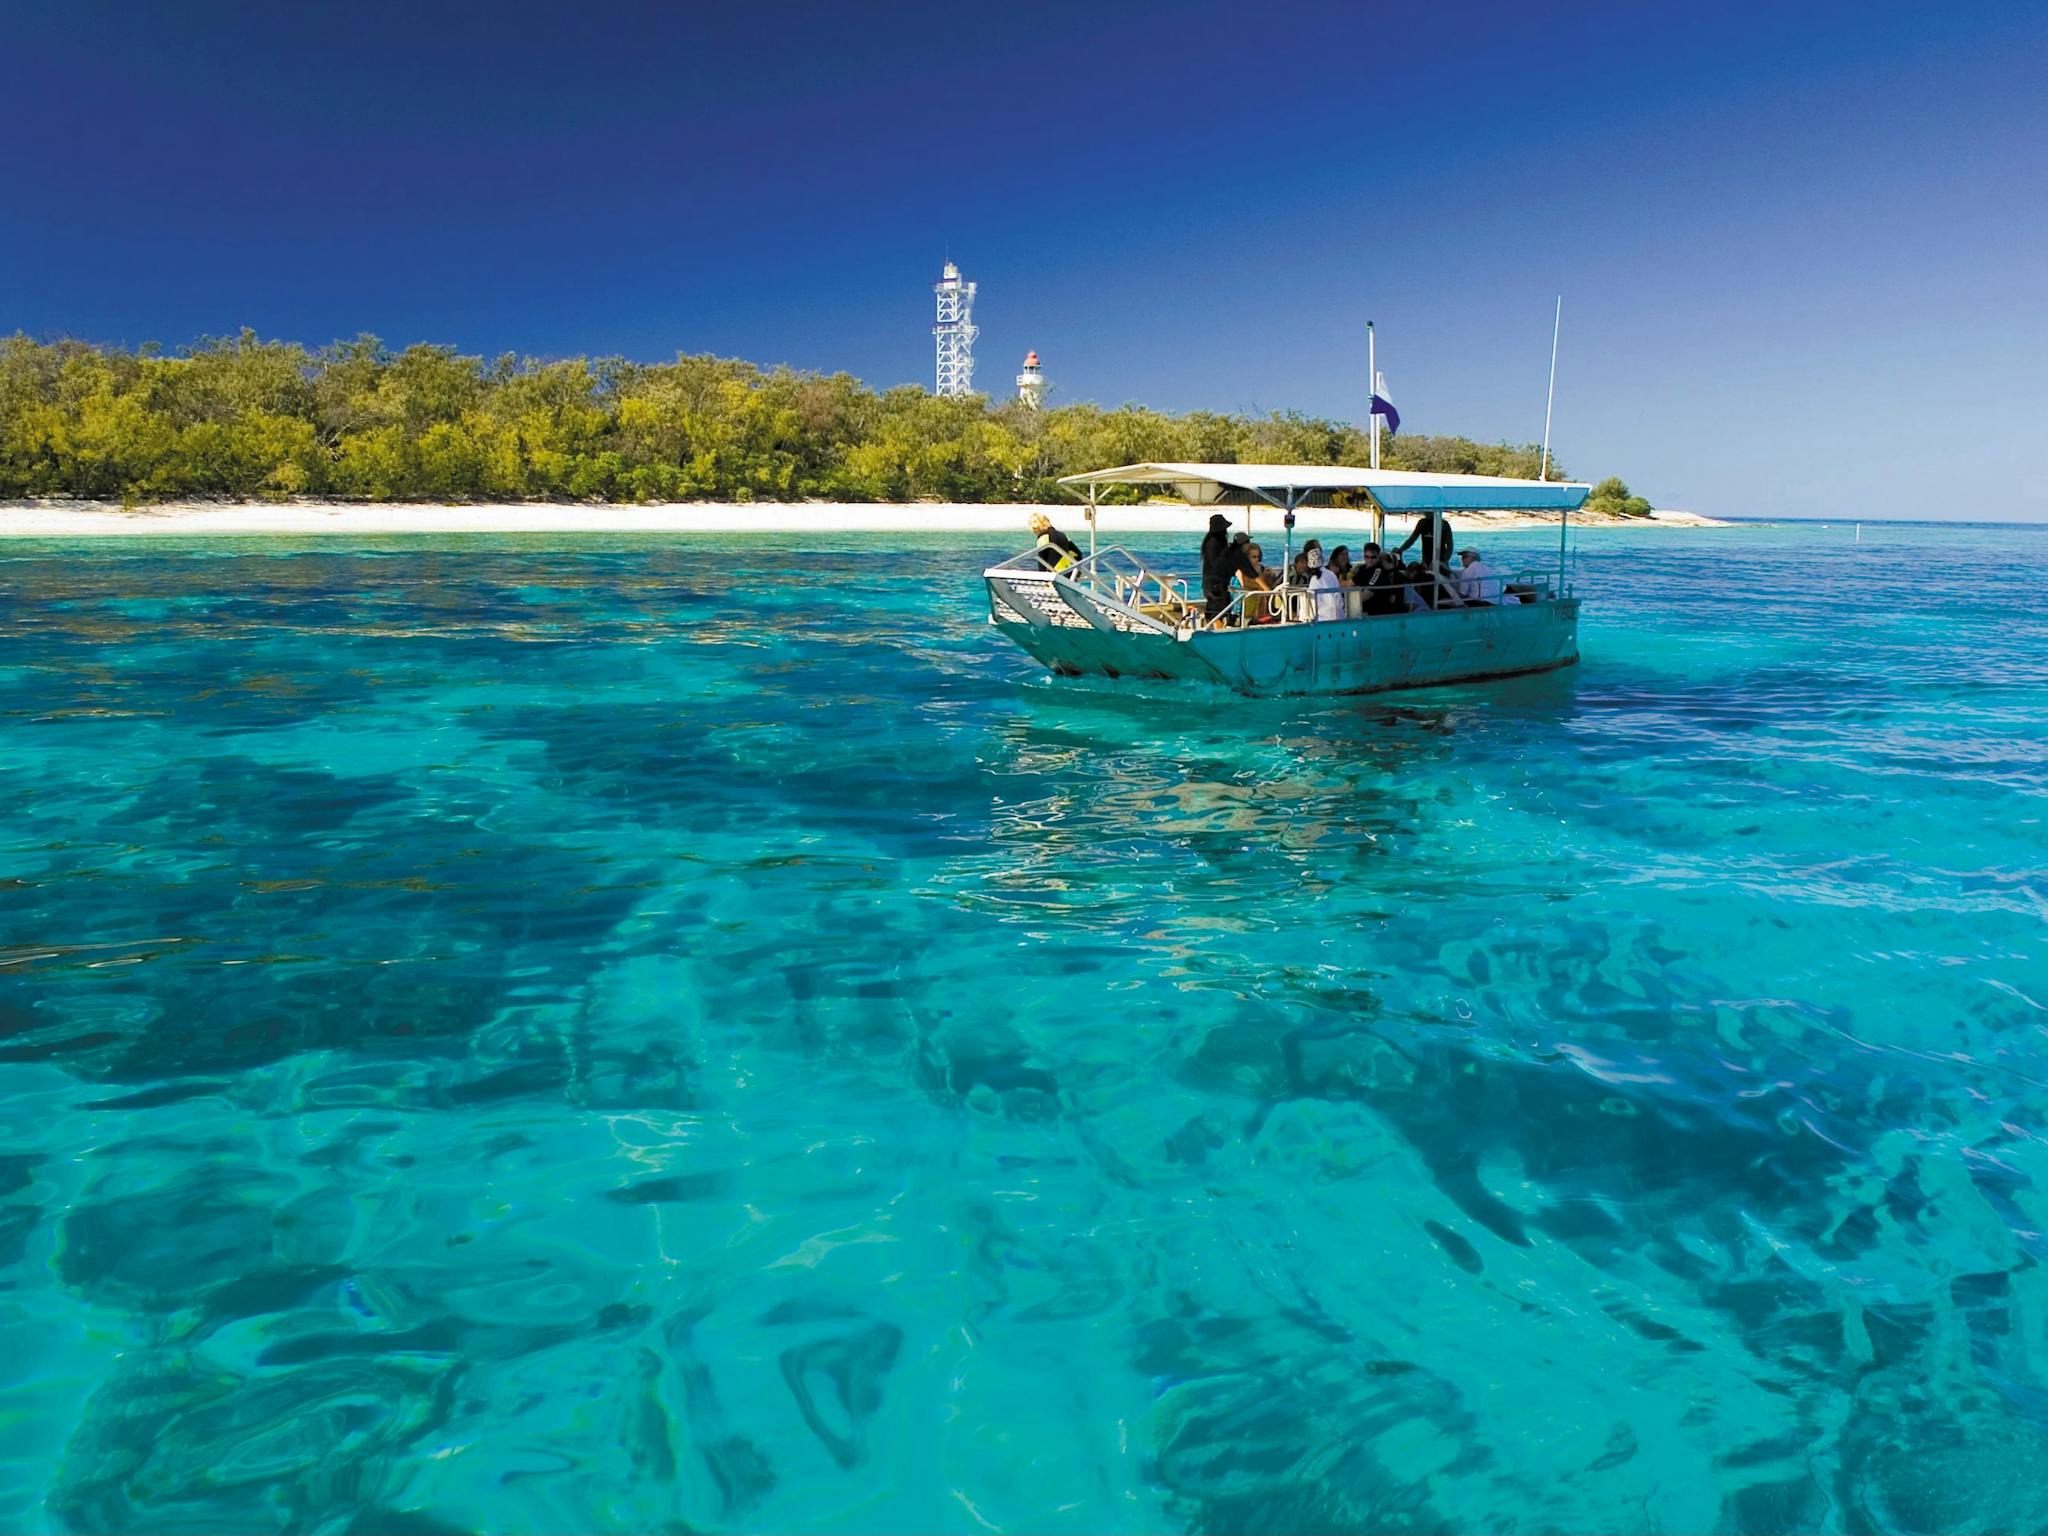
983, 463, 1590, 698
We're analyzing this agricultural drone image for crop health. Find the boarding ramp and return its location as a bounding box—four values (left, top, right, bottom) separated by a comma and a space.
984, 546, 1196, 638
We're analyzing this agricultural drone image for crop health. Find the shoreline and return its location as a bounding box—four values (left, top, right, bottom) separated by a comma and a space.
0, 498, 1731, 540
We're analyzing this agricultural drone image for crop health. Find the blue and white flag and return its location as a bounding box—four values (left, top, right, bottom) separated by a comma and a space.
1370, 371, 1400, 437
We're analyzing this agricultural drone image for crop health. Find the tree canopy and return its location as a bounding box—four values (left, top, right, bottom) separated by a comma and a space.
1583, 476, 1653, 518
0, 331, 1589, 505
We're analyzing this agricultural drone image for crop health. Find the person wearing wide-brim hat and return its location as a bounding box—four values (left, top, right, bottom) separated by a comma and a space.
1200, 511, 1265, 623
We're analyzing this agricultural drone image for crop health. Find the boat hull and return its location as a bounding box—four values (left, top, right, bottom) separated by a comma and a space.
989, 579, 1579, 697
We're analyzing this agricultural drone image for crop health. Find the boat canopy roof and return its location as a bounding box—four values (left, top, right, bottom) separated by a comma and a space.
1056, 462, 1590, 514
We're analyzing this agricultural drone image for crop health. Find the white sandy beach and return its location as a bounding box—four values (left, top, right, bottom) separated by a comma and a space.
0, 498, 1728, 539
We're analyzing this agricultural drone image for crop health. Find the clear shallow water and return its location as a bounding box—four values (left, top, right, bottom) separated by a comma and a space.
2, 521, 2046, 1535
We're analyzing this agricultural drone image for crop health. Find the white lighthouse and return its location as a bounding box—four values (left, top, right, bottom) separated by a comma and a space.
932, 261, 978, 397
1015, 350, 1044, 410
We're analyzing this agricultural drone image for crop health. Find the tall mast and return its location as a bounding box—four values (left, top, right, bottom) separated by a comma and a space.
1544, 296, 1566, 586
1540, 295, 1561, 482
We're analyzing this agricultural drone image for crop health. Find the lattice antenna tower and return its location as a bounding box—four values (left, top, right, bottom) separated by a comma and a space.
933, 260, 978, 397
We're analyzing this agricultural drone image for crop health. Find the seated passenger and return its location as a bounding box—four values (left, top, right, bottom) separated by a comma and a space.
1355, 545, 1402, 615
1430, 555, 1469, 608
1404, 561, 1433, 611
1242, 542, 1280, 623
1453, 548, 1504, 604
1029, 512, 1081, 571
1381, 558, 1409, 608
1308, 543, 1344, 622
1402, 557, 1461, 610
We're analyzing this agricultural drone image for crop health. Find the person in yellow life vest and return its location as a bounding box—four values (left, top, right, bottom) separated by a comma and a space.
1028, 512, 1081, 572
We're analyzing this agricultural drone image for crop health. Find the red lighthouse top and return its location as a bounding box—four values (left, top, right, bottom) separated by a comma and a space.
1023, 351, 1040, 367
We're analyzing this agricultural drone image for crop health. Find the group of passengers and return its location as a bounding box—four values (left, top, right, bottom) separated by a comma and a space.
1197, 511, 1506, 624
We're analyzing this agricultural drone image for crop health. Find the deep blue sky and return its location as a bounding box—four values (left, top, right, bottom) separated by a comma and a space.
5, 0, 2044, 517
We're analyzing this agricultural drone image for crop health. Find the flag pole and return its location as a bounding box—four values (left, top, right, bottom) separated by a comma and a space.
1368, 321, 1379, 471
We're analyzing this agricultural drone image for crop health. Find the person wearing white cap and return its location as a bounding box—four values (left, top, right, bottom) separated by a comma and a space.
1306, 540, 1344, 622
1454, 547, 1504, 604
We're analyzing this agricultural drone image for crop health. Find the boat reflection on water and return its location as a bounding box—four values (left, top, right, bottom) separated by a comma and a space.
985, 639, 1590, 900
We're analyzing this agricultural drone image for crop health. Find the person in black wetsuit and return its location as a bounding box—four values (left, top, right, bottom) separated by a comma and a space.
1028, 512, 1082, 571
1198, 514, 1231, 615
1200, 514, 1251, 621
1356, 543, 1403, 615
1394, 511, 1455, 570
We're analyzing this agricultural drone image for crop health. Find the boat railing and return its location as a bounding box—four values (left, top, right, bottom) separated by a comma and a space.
1068, 547, 1193, 621
1193, 566, 1569, 632
984, 547, 1061, 575
1194, 587, 1307, 631
991, 545, 1570, 635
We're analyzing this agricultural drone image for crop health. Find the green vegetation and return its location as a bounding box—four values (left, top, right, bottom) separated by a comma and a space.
0, 331, 1584, 505
1583, 476, 1653, 518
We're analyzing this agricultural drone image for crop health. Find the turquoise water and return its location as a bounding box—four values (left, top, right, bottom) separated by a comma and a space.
3, 522, 2046, 1534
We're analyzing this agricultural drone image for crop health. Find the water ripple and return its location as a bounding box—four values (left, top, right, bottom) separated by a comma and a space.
2, 525, 2046, 1532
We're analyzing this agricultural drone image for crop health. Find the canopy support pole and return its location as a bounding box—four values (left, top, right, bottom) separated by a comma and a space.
1368, 323, 1380, 471
1433, 509, 1446, 607
1086, 486, 1097, 559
